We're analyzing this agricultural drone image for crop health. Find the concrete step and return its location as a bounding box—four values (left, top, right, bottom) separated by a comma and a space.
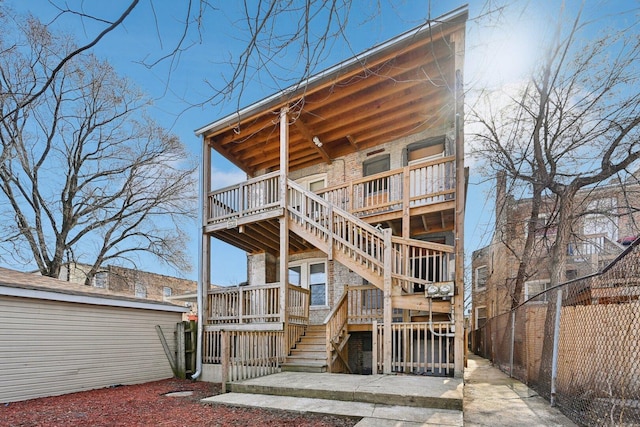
202, 392, 463, 426
280, 362, 327, 373
206, 371, 464, 425
225, 372, 462, 411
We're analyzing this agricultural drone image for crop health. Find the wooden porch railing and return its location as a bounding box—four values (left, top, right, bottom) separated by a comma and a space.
206, 156, 455, 225
219, 329, 284, 392
372, 321, 455, 376
207, 171, 280, 225
323, 291, 350, 373
317, 156, 455, 217
207, 283, 281, 324
390, 237, 455, 293
206, 283, 310, 326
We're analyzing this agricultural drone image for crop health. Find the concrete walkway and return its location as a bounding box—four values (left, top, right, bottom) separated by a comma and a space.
464, 354, 577, 426
203, 371, 464, 426
202, 356, 578, 426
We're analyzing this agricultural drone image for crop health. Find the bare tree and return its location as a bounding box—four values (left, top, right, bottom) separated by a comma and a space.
0, 1, 415, 119
0, 16, 197, 280
470, 2, 640, 302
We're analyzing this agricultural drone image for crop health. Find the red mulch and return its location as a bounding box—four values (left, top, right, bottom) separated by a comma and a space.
0, 378, 358, 427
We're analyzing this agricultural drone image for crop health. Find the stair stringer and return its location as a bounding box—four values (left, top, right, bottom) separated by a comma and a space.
287, 218, 384, 288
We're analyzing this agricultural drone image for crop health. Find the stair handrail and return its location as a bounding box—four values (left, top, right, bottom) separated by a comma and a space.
287, 179, 456, 293
287, 179, 386, 271
322, 290, 349, 373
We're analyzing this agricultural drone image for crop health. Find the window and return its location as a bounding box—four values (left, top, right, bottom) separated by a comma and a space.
135, 283, 147, 299
93, 271, 108, 289
163, 287, 172, 298
524, 280, 550, 302
363, 155, 390, 177
475, 265, 488, 290
309, 263, 326, 306
363, 155, 391, 196
406, 136, 445, 165
296, 173, 326, 193
475, 306, 487, 329
288, 259, 327, 307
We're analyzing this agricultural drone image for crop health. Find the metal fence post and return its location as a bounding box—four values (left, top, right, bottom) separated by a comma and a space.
509, 310, 515, 378
550, 289, 563, 407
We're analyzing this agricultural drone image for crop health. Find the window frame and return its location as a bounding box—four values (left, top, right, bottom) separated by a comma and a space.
288, 258, 328, 308
524, 279, 550, 302
92, 271, 108, 289
474, 265, 488, 291
475, 306, 487, 329
134, 282, 147, 299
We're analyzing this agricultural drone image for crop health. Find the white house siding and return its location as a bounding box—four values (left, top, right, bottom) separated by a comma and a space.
0, 294, 183, 403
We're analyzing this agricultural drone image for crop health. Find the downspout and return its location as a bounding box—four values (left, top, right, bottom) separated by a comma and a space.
190, 234, 203, 380
191, 151, 205, 380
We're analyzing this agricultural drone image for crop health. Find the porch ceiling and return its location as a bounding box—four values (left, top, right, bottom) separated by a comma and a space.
211, 218, 317, 255
197, 9, 467, 176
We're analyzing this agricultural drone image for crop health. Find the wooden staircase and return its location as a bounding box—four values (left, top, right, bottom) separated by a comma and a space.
287, 179, 454, 296
281, 325, 328, 372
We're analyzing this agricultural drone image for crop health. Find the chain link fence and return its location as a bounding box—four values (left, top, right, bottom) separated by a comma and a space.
471, 240, 640, 426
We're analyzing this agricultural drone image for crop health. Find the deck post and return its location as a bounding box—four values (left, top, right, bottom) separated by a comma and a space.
402, 165, 411, 239
372, 320, 378, 374
383, 228, 393, 374
279, 107, 290, 350
452, 28, 466, 378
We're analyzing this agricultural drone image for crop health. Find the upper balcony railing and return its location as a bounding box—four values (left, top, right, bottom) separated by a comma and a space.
317, 155, 455, 217
207, 171, 281, 226
206, 156, 455, 225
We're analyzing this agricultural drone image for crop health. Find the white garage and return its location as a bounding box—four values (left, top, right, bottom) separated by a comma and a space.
0, 267, 186, 403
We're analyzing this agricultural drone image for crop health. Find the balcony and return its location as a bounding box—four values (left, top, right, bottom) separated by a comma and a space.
205, 156, 455, 231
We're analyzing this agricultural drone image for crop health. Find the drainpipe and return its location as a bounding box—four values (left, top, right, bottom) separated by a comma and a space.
190, 236, 203, 380
191, 155, 205, 380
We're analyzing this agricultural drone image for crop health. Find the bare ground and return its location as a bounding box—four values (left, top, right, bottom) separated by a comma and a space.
0, 378, 359, 427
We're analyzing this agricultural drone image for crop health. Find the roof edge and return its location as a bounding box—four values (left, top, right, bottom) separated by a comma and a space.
194, 5, 469, 137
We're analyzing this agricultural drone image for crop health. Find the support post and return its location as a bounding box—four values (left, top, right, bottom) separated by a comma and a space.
279, 107, 290, 349
383, 228, 393, 374
451, 28, 466, 378
372, 320, 378, 374
402, 165, 411, 239
221, 330, 229, 393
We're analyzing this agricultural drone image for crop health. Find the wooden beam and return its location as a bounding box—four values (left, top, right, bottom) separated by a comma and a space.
391, 294, 451, 313
452, 28, 466, 378
421, 215, 429, 232
279, 107, 290, 332
383, 229, 392, 374
292, 117, 332, 164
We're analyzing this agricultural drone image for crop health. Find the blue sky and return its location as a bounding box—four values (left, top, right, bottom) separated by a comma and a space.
4, 0, 629, 286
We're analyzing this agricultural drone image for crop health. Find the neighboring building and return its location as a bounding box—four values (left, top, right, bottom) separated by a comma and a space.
470, 172, 640, 332
195, 7, 468, 379
56, 263, 198, 316
0, 266, 185, 402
